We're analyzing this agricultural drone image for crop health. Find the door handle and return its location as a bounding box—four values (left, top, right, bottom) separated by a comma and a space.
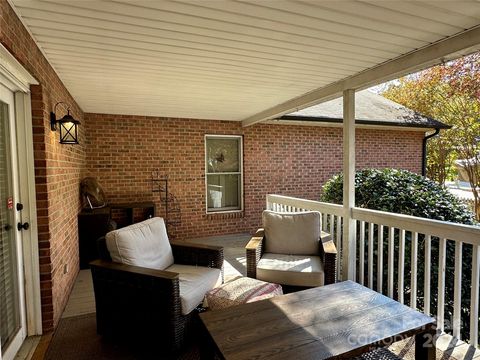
17, 222, 29, 231
16, 203, 24, 211
4, 224, 12, 231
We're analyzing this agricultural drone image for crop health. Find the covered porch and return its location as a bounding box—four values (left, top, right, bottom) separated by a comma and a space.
1, 1, 480, 359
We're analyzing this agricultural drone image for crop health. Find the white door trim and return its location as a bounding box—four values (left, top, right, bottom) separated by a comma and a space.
0, 44, 42, 339
0, 45, 37, 92
15, 92, 42, 336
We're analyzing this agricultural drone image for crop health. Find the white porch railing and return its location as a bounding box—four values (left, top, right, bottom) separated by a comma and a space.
266, 194, 480, 347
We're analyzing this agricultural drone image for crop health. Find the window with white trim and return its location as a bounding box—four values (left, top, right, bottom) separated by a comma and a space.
205, 135, 243, 213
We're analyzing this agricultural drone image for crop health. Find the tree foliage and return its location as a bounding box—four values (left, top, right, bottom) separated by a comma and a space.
382, 53, 480, 220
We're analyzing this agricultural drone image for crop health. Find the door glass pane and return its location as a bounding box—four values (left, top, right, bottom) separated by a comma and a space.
0, 100, 21, 349
206, 138, 240, 173
207, 174, 240, 210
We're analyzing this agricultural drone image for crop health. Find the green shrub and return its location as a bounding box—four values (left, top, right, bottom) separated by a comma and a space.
321, 168, 475, 225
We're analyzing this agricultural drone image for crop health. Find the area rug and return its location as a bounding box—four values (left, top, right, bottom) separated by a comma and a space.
45, 313, 456, 360
44, 313, 199, 360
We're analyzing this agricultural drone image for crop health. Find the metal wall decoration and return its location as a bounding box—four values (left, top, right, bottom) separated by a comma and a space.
151, 169, 181, 238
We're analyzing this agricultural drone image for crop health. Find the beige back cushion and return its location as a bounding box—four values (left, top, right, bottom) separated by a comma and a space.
263, 210, 321, 255
106, 217, 174, 270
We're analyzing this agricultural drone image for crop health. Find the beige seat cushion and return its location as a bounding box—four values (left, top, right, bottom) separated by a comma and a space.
256, 253, 324, 287
263, 210, 321, 255
105, 217, 174, 270
166, 264, 222, 315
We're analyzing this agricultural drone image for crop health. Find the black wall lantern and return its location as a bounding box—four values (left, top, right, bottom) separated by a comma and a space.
50, 102, 80, 144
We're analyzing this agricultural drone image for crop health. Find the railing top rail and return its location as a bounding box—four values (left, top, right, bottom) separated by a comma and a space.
352, 207, 480, 246
267, 194, 480, 245
266, 194, 345, 217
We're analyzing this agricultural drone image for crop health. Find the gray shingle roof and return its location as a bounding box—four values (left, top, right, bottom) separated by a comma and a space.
280, 90, 450, 129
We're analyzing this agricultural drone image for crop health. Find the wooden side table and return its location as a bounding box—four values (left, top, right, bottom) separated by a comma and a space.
78, 207, 112, 269
110, 201, 155, 227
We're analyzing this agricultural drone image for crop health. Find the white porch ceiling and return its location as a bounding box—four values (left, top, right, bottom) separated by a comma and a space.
10, 0, 480, 121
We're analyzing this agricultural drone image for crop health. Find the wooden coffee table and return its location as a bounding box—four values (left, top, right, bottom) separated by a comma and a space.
199, 280, 436, 359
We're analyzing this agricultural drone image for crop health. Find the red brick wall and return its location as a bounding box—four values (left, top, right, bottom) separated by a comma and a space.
1, 0, 86, 332
85, 114, 424, 239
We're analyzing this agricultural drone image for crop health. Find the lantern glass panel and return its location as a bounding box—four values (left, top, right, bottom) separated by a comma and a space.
59, 121, 78, 144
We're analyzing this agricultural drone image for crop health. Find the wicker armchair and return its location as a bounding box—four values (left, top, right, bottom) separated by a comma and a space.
246, 211, 337, 288
90, 218, 223, 356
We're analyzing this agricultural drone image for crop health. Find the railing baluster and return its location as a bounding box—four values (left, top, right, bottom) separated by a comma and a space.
411, 232, 418, 309
329, 214, 335, 241
424, 234, 431, 315
453, 241, 463, 339
359, 221, 365, 285
470, 244, 480, 347
352, 219, 357, 281
368, 223, 374, 289
437, 237, 447, 332
377, 225, 384, 293
398, 229, 405, 304
388, 226, 395, 298
336, 215, 342, 280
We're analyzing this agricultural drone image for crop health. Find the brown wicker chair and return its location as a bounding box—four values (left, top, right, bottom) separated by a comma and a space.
90, 236, 223, 356
246, 211, 337, 288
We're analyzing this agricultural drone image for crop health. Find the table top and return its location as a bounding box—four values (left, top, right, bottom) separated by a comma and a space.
199, 280, 435, 360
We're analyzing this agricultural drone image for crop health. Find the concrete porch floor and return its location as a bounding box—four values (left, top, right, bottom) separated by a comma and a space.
59, 233, 480, 360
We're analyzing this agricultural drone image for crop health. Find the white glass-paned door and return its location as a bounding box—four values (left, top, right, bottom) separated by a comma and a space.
0, 84, 26, 360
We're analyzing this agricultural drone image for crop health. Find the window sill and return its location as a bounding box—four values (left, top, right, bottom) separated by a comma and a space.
205, 211, 244, 220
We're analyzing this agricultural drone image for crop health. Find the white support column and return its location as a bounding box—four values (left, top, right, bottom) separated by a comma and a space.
342, 89, 356, 281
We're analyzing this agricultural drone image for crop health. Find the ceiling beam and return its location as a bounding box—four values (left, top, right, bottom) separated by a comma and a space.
242, 25, 480, 127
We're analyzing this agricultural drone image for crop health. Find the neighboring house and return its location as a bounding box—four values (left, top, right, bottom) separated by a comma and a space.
450, 159, 479, 213
446, 180, 476, 213
455, 158, 479, 183
0, 0, 470, 355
